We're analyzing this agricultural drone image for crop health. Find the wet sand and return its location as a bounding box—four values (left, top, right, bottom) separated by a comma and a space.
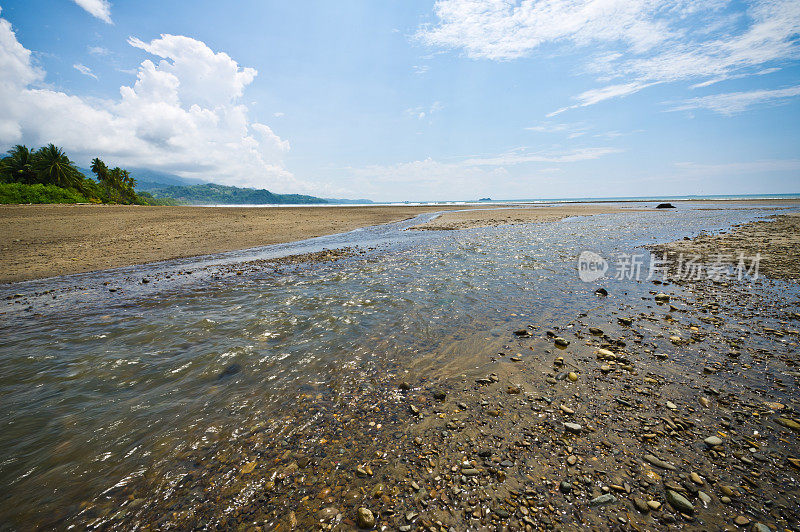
651, 212, 800, 282
0, 203, 631, 284
0, 204, 471, 283
417, 204, 635, 230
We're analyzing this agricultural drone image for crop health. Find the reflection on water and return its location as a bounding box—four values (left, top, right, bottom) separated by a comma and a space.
0, 204, 794, 526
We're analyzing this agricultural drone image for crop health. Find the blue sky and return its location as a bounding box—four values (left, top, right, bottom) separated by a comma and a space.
0, 0, 798, 200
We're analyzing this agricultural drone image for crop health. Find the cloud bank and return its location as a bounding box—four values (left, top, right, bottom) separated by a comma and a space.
0, 12, 301, 190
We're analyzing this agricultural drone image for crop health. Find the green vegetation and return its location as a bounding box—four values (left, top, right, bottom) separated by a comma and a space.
0, 144, 167, 205
145, 183, 326, 205
1, 143, 328, 205
0, 182, 89, 204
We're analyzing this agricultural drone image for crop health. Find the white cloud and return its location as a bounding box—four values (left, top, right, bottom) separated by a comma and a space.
88, 45, 111, 56
405, 101, 443, 120
73, 63, 98, 79
461, 146, 621, 166
668, 86, 800, 114
273, 111, 285, 117
72, 0, 113, 24
0, 15, 303, 191
418, 0, 800, 113
548, 81, 661, 115
417, 0, 680, 61
342, 146, 620, 200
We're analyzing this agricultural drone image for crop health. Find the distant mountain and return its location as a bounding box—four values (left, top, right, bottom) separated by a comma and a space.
128, 169, 207, 190
142, 183, 327, 205
78, 167, 205, 190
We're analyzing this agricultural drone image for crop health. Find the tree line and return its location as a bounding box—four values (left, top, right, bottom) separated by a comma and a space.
0, 144, 164, 204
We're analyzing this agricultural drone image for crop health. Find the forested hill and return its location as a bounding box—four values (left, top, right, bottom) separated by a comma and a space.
142, 183, 327, 205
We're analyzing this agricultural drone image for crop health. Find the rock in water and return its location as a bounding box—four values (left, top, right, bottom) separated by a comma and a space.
704, 435, 723, 447
356, 507, 375, 529
643, 454, 676, 470
656, 203, 676, 209
595, 288, 608, 296
654, 293, 670, 302
776, 417, 800, 431
554, 337, 570, 347
217, 363, 242, 380
590, 493, 617, 506
666, 490, 694, 514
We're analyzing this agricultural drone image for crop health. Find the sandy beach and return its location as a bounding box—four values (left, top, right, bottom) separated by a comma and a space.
0, 204, 462, 283
0, 203, 633, 283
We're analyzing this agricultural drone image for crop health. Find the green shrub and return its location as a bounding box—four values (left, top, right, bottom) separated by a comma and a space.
0, 182, 90, 204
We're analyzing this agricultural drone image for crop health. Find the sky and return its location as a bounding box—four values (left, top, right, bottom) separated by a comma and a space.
0, 0, 798, 201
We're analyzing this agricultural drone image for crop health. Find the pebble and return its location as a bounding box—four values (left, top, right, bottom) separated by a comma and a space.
560, 404, 575, 415
753, 523, 772, 532
734, 516, 750, 526
698, 491, 711, 505
589, 493, 617, 506
666, 489, 694, 514
644, 454, 676, 470
356, 507, 375, 529
554, 337, 570, 347
507, 385, 521, 394
654, 293, 670, 302
690, 472, 704, 485
666, 401, 677, 410
704, 435, 723, 446
564, 422, 583, 434
432, 390, 446, 401
646, 500, 662, 511
596, 348, 616, 360
699, 396, 710, 407
318, 507, 340, 521
567, 372, 578, 382
776, 417, 800, 431
567, 455, 577, 466
559, 481, 572, 493
634, 498, 649, 513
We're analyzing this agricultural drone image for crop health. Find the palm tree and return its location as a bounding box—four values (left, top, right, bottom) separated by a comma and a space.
91, 157, 110, 199
0, 145, 38, 184
33, 144, 83, 188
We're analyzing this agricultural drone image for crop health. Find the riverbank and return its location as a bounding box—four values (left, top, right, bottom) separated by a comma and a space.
0, 204, 471, 283
651, 212, 800, 282
0, 203, 632, 284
